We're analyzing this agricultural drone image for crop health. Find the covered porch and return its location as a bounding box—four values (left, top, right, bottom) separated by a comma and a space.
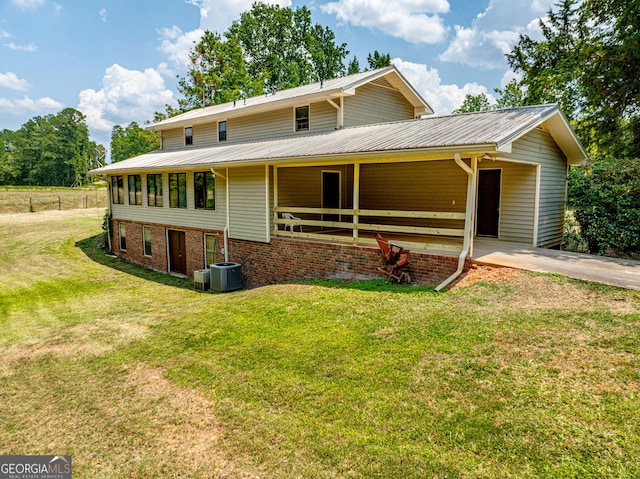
271, 155, 479, 288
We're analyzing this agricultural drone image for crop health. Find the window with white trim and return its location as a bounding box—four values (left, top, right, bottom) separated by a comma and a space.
295, 106, 309, 131
185, 126, 193, 146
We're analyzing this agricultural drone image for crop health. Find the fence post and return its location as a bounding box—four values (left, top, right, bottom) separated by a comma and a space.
29, 197, 33, 212
58, 196, 61, 210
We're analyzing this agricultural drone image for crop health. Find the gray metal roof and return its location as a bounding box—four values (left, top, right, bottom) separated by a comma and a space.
93, 104, 587, 174
148, 66, 433, 131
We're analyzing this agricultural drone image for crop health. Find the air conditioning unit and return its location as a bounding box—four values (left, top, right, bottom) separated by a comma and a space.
210, 262, 242, 292
194, 269, 210, 291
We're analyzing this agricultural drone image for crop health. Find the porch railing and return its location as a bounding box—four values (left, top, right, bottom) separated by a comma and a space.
273, 206, 466, 252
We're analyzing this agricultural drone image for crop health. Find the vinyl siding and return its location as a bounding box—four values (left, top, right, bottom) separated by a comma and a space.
478, 161, 537, 244
160, 101, 338, 151
109, 172, 226, 231
504, 128, 568, 247
343, 83, 416, 127
277, 165, 352, 209
228, 166, 269, 242
360, 160, 467, 229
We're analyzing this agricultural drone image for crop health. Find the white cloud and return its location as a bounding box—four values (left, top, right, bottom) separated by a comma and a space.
158, 25, 205, 70
77, 64, 175, 132
0, 95, 62, 115
0, 31, 10, 39
321, 0, 449, 44
0, 72, 29, 91
99, 8, 107, 23
4, 42, 38, 52
11, 0, 45, 8
440, 0, 553, 69
393, 58, 494, 115
195, 0, 292, 34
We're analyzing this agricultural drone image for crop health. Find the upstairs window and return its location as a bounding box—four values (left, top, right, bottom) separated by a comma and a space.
128, 175, 142, 205
295, 106, 309, 131
185, 126, 193, 146
218, 121, 227, 142
194, 171, 215, 210
169, 173, 187, 208
147, 174, 163, 207
111, 176, 124, 204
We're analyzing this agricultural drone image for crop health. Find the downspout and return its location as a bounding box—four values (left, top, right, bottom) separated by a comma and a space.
326, 97, 343, 129
211, 167, 230, 262
435, 154, 477, 292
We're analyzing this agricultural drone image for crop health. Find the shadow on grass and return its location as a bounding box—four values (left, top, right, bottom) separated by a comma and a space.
75, 234, 193, 290
299, 277, 438, 295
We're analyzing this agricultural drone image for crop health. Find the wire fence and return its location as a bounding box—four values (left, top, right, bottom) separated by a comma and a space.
0, 189, 108, 214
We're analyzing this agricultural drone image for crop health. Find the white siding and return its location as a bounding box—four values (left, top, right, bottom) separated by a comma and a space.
228, 166, 269, 242
478, 161, 537, 244
344, 83, 415, 127
504, 128, 568, 247
109, 171, 226, 231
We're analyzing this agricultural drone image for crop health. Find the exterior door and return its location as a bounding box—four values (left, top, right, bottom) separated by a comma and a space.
476, 169, 501, 237
168, 230, 187, 274
322, 171, 340, 223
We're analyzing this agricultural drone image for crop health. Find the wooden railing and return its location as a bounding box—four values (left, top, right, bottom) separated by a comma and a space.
273, 207, 466, 252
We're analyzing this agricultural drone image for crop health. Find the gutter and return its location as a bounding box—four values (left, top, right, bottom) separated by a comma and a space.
435, 153, 477, 292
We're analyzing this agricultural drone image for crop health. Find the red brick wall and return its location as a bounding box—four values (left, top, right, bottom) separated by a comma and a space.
111, 219, 467, 287
229, 236, 467, 287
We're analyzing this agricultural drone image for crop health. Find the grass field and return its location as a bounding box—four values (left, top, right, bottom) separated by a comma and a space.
1, 208, 639, 478
0, 185, 108, 213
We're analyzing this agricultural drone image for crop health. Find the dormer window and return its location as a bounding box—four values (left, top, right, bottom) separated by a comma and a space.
185, 126, 193, 146
218, 121, 227, 142
295, 106, 309, 131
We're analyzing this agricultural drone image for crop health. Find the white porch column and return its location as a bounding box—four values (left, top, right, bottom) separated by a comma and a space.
353, 162, 360, 239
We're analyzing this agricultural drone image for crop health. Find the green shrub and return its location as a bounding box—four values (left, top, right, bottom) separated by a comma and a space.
568, 157, 640, 255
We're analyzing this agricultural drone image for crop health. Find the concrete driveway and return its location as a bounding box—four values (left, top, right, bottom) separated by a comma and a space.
472, 239, 640, 291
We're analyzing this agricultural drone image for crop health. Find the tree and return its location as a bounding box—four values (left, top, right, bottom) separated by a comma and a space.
367, 51, 391, 70
493, 79, 526, 109
347, 56, 360, 75
507, 0, 640, 158
177, 31, 263, 111
226, 3, 348, 89
453, 93, 493, 113
2, 108, 92, 186
111, 122, 161, 163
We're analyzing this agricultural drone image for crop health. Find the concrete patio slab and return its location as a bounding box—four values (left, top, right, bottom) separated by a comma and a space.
472, 239, 640, 291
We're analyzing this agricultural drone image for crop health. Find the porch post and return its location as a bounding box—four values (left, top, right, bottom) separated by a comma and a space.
353, 162, 360, 240
273, 166, 279, 233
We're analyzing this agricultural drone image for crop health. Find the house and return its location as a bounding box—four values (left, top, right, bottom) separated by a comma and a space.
91, 66, 587, 290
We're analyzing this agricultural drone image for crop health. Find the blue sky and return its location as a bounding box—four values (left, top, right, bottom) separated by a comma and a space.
0, 0, 554, 153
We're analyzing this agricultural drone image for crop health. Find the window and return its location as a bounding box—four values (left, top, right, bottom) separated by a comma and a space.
185, 126, 193, 146
218, 121, 227, 142
143, 226, 152, 256
205, 234, 217, 266
194, 171, 215, 210
128, 175, 142, 205
147, 174, 163, 207
119, 222, 126, 250
295, 106, 309, 131
111, 176, 124, 204
169, 173, 187, 208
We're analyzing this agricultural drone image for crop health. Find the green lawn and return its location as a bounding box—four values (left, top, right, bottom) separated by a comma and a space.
1, 209, 639, 478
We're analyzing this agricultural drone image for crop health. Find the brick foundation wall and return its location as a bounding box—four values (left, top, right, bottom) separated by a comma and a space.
111, 219, 468, 287
229, 236, 467, 288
